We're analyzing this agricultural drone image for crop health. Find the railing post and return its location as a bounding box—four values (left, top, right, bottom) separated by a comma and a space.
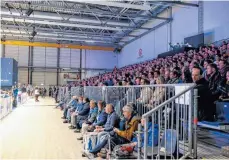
137, 123, 142, 160
143, 118, 148, 159
188, 89, 194, 156
193, 89, 198, 159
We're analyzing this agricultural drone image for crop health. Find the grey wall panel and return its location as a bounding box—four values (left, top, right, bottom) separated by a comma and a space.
60, 48, 71, 68
32, 72, 45, 86
33, 47, 46, 67
18, 46, 29, 66
18, 69, 28, 85
70, 49, 80, 68
45, 71, 57, 85
46, 47, 57, 67
5, 45, 19, 61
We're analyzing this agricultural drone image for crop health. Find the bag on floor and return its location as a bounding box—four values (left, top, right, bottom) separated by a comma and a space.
83, 132, 98, 152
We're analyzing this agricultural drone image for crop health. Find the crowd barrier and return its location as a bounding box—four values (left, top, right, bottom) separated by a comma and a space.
0, 95, 13, 120
140, 84, 197, 159
70, 84, 193, 117
60, 84, 197, 159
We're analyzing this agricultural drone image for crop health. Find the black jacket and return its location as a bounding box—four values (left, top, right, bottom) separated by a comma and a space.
208, 71, 221, 96
195, 78, 215, 121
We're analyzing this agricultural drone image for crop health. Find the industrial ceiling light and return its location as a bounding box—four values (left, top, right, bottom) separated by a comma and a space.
25, 2, 33, 16
26, 8, 33, 16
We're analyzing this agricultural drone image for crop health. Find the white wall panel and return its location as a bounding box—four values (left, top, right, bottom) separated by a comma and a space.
5, 45, 19, 61
70, 49, 80, 68
45, 47, 57, 67
171, 6, 198, 44
84, 50, 117, 69
18, 69, 28, 85
203, 1, 229, 41
60, 48, 71, 68
33, 47, 45, 67
18, 46, 29, 66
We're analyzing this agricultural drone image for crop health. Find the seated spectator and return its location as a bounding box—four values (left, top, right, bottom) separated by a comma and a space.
206, 63, 221, 99
192, 66, 215, 121
148, 76, 165, 109
202, 59, 213, 81
75, 100, 98, 133
69, 97, 90, 129
113, 117, 158, 158
63, 96, 84, 123
61, 96, 78, 119
181, 67, 193, 83
218, 59, 229, 84
77, 100, 107, 140
164, 70, 170, 84
88, 104, 139, 158
218, 70, 229, 100
167, 70, 182, 84
84, 104, 119, 157
137, 78, 151, 104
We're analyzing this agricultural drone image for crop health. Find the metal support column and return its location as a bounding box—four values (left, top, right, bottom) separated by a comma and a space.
79, 48, 82, 80
1, 44, 5, 58
167, 6, 172, 51
28, 46, 30, 84
57, 48, 60, 85
198, 1, 204, 34
29, 46, 33, 85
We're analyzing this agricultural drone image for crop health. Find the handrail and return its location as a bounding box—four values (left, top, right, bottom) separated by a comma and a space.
143, 84, 196, 117
83, 83, 195, 88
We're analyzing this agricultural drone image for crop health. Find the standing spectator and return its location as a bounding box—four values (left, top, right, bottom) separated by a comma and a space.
49, 86, 52, 97
34, 87, 40, 102
192, 66, 215, 121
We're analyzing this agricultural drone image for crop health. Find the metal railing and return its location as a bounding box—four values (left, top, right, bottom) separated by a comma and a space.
0, 95, 13, 120
71, 84, 194, 117
138, 84, 197, 159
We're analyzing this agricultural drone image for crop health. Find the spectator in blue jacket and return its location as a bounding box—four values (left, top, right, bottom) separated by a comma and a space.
69, 97, 90, 129
75, 99, 98, 133
131, 117, 159, 150
62, 96, 78, 120
77, 100, 108, 140
63, 96, 83, 123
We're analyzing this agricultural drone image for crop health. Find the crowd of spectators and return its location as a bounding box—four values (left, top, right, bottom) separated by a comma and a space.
55, 40, 229, 159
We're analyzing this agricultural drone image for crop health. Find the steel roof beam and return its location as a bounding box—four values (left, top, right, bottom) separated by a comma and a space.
1, 24, 138, 38
159, 1, 199, 7
122, 19, 172, 47
1, 12, 152, 30
64, 0, 152, 10
0, 31, 115, 43
1, 2, 171, 21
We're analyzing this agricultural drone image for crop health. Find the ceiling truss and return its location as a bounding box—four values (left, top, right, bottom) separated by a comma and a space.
0, 0, 198, 48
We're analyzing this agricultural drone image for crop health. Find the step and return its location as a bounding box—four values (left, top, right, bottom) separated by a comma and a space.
198, 121, 229, 131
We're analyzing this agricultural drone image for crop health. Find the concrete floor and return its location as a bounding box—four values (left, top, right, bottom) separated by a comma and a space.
0, 97, 84, 159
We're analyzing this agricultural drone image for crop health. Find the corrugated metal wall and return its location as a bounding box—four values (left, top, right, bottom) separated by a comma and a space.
4, 45, 116, 85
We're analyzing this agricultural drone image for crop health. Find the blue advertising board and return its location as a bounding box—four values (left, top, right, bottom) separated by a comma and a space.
1, 58, 18, 87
